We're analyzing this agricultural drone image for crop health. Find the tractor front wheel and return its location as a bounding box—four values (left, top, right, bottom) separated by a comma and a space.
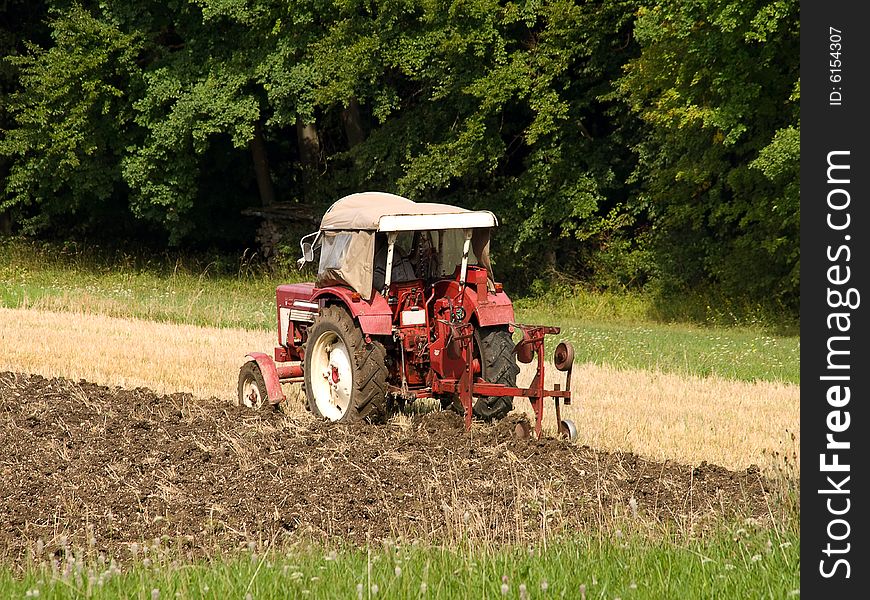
472, 326, 520, 421
304, 305, 388, 423
238, 361, 270, 409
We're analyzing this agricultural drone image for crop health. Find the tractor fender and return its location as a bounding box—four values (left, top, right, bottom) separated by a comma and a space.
432, 279, 515, 327
474, 290, 515, 326
244, 352, 286, 404
311, 286, 393, 335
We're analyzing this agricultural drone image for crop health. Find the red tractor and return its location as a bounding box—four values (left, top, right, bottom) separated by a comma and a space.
239, 192, 576, 439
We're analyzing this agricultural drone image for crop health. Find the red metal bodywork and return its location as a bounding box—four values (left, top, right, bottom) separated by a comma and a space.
311, 286, 393, 335
276, 282, 316, 304
275, 283, 317, 362
245, 352, 287, 405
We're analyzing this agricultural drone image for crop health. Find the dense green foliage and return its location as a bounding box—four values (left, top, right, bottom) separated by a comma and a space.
1, 0, 799, 312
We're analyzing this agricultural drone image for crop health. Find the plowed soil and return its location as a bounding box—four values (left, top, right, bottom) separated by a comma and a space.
1, 372, 774, 563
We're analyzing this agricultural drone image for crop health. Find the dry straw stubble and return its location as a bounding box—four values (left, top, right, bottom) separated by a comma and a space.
0, 307, 798, 472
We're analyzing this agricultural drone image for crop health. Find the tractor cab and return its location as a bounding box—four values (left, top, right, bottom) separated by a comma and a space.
296, 192, 500, 307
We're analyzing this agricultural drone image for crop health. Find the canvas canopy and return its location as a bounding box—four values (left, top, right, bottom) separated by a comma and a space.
319, 192, 497, 231
315, 192, 497, 299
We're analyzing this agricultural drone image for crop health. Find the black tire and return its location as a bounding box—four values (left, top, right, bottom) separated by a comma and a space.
304, 305, 388, 423
472, 326, 520, 421
238, 361, 270, 409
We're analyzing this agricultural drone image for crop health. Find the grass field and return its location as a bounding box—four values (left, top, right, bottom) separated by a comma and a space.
1, 238, 799, 384
3, 526, 799, 599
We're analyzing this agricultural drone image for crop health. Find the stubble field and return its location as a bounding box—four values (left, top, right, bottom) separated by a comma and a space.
0, 307, 799, 472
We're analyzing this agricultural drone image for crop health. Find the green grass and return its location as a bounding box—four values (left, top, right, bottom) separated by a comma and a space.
513, 290, 799, 383
1, 238, 799, 383
523, 317, 798, 384
0, 238, 305, 331
3, 526, 799, 599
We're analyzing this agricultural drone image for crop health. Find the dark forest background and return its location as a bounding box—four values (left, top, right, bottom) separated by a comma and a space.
0, 0, 799, 316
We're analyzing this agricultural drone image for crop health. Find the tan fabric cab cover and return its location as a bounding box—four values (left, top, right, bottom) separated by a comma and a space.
315, 192, 496, 299
316, 230, 376, 298
320, 192, 477, 230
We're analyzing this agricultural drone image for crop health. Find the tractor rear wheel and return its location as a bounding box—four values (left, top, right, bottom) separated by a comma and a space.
304, 305, 388, 423
472, 326, 520, 421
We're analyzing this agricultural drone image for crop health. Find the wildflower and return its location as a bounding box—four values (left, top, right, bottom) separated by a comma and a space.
420, 582, 428, 594
326, 550, 338, 561
519, 583, 528, 600
540, 579, 549, 592
372, 583, 379, 596
356, 583, 364, 600
151, 589, 160, 600
502, 575, 508, 583
580, 583, 587, 600
245, 594, 253, 600
395, 565, 402, 578
500, 583, 509, 595
751, 554, 762, 562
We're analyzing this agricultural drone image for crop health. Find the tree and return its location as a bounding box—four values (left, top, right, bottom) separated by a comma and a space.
618, 0, 799, 307
1, 3, 138, 235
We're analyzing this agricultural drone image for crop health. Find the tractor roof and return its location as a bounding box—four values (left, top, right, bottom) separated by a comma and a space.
320, 192, 497, 232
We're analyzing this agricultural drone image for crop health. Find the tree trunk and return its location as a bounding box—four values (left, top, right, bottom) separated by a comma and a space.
341, 97, 366, 148
296, 118, 321, 171
0, 210, 11, 236
250, 120, 275, 207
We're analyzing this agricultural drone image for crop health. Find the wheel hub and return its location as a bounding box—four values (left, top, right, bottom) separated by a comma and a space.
242, 379, 262, 408
311, 333, 353, 420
